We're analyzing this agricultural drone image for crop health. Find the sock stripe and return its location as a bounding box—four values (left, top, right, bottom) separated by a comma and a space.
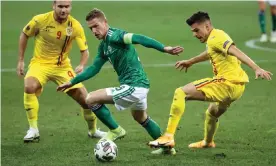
90, 104, 103, 111
140, 116, 150, 127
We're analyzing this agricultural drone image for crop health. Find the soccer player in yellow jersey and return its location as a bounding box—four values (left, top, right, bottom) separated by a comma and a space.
149, 11, 272, 153
16, 0, 106, 142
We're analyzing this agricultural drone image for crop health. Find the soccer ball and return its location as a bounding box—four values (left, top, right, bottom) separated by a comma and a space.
94, 139, 118, 162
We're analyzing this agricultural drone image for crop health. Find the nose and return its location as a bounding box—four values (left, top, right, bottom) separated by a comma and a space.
92, 28, 97, 34
61, 7, 66, 12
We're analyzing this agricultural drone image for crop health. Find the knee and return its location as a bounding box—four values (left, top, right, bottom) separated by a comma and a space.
206, 103, 218, 117
208, 104, 226, 118
78, 94, 89, 109
24, 80, 40, 94
85, 92, 97, 105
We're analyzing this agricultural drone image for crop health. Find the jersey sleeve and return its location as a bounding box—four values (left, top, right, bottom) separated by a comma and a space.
124, 33, 165, 52
75, 23, 88, 51
209, 31, 234, 54
22, 15, 41, 37
70, 43, 107, 85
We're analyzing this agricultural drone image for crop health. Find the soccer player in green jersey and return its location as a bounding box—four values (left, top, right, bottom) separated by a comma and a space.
57, 8, 183, 154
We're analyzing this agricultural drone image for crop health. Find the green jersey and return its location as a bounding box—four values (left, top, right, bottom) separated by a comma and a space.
70, 27, 166, 88
97, 27, 149, 88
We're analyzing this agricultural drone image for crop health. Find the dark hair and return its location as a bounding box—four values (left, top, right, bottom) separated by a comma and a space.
186, 11, 210, 26
86, 8, 106, 21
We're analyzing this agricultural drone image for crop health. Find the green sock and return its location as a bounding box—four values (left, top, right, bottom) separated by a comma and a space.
259, 10, 266, 33
272, 14, 276, 31
91, 104, 119, 130
140, 117, 162, 139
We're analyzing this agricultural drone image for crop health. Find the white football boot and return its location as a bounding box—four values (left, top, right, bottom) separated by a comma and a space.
23, 128, 40, 143
270, 31, 276, 43
260, 34, 268, 42
88, 129, 107, 138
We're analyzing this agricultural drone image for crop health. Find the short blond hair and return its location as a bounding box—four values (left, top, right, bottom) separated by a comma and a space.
86, 8, 106, 21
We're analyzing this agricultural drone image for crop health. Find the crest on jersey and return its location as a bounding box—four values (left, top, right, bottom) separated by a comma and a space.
66, 27, 73, 36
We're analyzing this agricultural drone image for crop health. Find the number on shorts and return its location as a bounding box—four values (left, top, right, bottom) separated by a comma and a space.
115, 86, 125, 91
68, 71, 74, 78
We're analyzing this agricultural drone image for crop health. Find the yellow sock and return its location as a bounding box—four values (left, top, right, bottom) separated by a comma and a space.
83, 109, 97, 134
204, 110, 219, 143
166, 88, 186, 135
24, 93, 39, 129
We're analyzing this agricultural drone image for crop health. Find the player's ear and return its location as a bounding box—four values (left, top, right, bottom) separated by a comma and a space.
52, 0, 56, 10
205, 22, 210, 31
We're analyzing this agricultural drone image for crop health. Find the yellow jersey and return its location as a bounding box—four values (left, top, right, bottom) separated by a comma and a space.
23, 11, 88, 67
206, 29, 249, 83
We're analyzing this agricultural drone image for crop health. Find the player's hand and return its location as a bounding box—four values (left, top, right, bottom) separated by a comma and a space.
164, 46, 184, 56
57, 82, 73, 92
255, 68, 273, 80
16, 60, 25, 78
175, 60, 193, 73
75, 65, 84, 74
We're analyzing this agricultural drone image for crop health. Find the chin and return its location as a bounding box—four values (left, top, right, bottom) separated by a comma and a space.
200, 39, 207, 43
60, 15, 68, 19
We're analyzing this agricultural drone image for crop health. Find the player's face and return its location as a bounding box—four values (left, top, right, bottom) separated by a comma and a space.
190, 22, 210, 43
87, 18, 108, 40
53, 0, 72, 20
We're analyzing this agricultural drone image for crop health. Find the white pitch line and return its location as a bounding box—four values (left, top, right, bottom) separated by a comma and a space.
2, 39, 274, 72
2, 60, 276, 73
245, 39, 276, 52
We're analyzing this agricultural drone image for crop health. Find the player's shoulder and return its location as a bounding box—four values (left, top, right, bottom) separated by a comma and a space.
68, 15, 83, 28
207, 29, 231, 45
109, 27, 125, 33
108, 27, 126, 36
213, 29, 230, 38
31, 11, 52, 23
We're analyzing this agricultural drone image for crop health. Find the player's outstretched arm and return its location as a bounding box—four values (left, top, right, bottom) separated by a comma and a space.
75, 23, 89, 74
57, 55, 106, 92
175, 51, 209, 72
17, 32, 29, 78
228, 45, 273, 80
123, 33, 183, 55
